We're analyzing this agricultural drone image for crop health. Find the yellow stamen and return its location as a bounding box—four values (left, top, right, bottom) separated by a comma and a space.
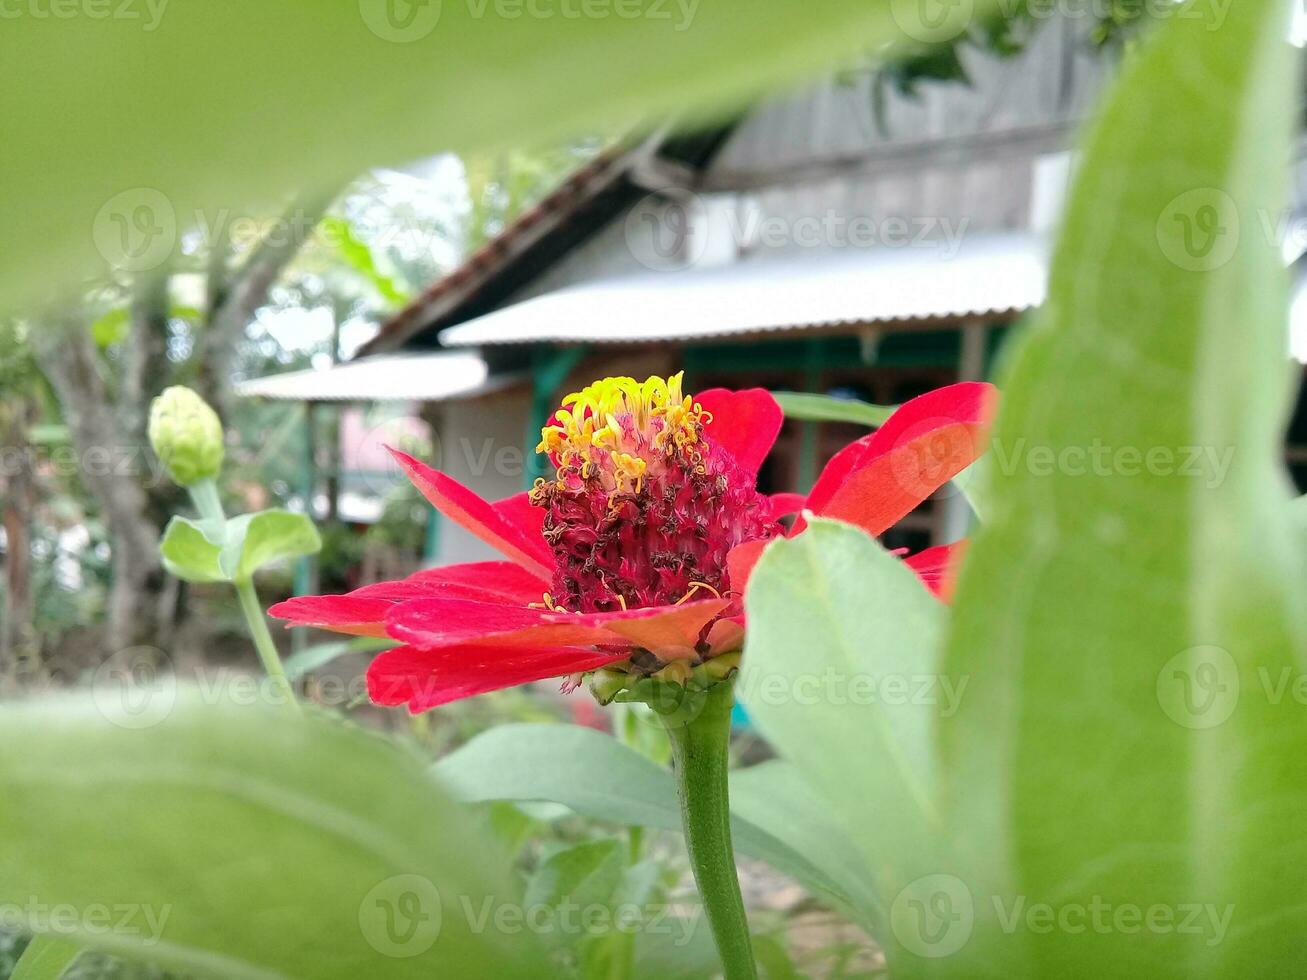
536, 372, 707, 493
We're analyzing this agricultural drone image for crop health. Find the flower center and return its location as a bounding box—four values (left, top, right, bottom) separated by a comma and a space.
530, 373, 775, 614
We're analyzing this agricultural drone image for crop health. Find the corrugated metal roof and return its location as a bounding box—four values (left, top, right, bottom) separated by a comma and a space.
235, 352, 519, 402
439, 233, 1047, 347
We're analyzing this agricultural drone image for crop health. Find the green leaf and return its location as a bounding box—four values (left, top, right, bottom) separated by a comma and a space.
771, 391, 896, 427
219, 509, 322, 582
322, 216, 410, 307
0, 692, 539, 978
738, 520, 950, 921
283, 635, 394, 682
938, 1, 1307, 975
9, 936, 81, 980
0, 3, 950, 309
159, 510, 321, 584
158, 515, 228, 584
433, 722, 878, 929
89, 308, 128, 348
522, 840, 627, 954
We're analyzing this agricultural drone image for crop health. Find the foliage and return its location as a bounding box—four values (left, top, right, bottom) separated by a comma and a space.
5, 1, 1307, 979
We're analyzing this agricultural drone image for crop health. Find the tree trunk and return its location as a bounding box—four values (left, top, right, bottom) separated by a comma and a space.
33, 314, 164, 655
0, 396, 39, 686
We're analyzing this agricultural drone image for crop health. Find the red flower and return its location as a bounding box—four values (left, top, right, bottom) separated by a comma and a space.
270, 375, 995, 712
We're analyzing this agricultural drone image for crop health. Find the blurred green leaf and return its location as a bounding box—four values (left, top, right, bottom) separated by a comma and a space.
89, 308, 128, 348
739, 519, 948, 934
159, 509, 321, 584
938, 0, 1307, 975
220, 509, 322, 582
322, 216, 410, 306
0, 2, 941, 309
434, 722, 877, 929
771, 391, 896, 427
9, 936, 80, 980
158, 515, 227, 583
283, 635, 394, 682
0, 693, 539, 978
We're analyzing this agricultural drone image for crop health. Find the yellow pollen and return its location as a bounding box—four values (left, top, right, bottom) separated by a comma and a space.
535, 372, 708, 493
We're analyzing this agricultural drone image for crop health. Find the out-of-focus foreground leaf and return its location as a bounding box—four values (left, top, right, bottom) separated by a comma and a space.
937, 0, 1307, 975
434, 721, 880, 929
1, 1, 941, 309
0, 694, 540, 978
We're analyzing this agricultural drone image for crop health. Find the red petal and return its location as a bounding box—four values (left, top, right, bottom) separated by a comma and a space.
704, 617, 745, 656
696, 388, 783, 480
268, 561, 546, 637
902, 541, 969, 602
597, 599, 729, 657
808, 383, 995, 537
366, 644, 627, 712
386, 596, 728, 659
726, 538, 772, 596
493, 491, 547, 542
390, 448, 553, 578
806, 382, 996, 513
267, 596, 392, 637
353, 561, 547, 604
767, 492, 807, 521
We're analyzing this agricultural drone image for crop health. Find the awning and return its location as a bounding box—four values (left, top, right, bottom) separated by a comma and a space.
439, 233, 1048, 347
235, 352, 517, 402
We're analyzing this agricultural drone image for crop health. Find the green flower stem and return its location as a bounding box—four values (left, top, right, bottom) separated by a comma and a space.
188, 478, 225, 526
661, 679, 757, 980
188, 480, 299, 713
235, 577, 300, 713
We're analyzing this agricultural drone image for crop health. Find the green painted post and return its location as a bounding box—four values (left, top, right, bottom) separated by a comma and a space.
797, 340, 822, 491
292, 401, 317, 654
524, 345, 589, 489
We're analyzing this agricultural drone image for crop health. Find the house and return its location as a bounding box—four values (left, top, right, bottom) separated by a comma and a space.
237, 15, 1307, 574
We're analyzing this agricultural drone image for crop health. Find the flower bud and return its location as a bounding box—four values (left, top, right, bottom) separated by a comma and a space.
148, 386, 224, 487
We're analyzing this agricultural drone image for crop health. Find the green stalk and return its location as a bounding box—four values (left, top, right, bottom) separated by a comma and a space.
235, 577, 300, 713
661, 680, 757, 980
189, 479, 299, 713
